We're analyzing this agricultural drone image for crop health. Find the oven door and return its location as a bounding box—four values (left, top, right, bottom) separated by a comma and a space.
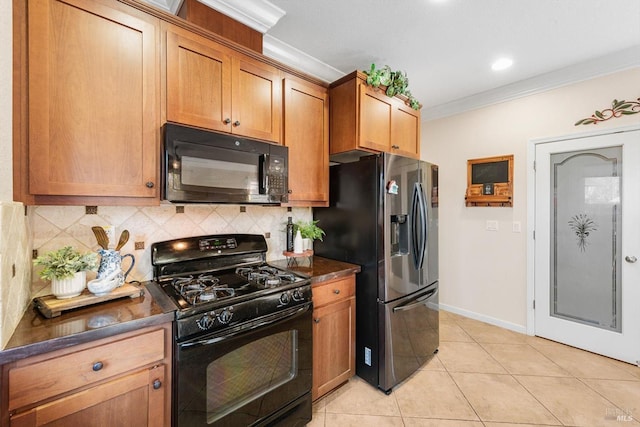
175, 303, 312, 427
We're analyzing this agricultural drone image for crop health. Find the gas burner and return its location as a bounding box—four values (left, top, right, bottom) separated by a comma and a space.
235, 265, 299, 288
172, 274, 236, 305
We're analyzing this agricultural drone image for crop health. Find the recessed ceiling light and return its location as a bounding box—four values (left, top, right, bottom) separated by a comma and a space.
491, 57, 513, 71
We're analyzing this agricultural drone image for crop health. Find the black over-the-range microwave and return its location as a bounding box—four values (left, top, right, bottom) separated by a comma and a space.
162, 123, 288, 205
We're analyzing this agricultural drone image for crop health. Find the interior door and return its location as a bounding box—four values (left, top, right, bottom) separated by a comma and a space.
534, 128, 640, 365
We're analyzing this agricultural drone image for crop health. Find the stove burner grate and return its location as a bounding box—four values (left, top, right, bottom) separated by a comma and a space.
235, 266, 299, 288
172, 274, 236, 305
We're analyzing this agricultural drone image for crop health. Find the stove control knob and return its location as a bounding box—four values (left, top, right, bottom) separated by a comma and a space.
279, 292, 291, 305
196, 312, 216, 330
292, 289, 305, 301
217, 308, 233, 324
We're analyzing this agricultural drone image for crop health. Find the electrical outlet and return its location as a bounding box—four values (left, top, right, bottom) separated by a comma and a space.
103, 225, 116, 245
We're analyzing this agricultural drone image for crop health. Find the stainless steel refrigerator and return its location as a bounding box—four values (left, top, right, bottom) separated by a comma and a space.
314, 153, 439, 393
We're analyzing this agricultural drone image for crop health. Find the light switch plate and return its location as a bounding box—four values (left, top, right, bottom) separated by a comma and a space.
512, 221, 522, 233
486, 220, 498, 231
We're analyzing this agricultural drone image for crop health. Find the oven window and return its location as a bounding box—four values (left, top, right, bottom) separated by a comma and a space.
181, 156, 259, 191
206, 330, 298, 424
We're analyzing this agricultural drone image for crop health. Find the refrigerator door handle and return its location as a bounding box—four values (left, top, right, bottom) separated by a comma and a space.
392, 288, 439, 312
411, 182, 428, 270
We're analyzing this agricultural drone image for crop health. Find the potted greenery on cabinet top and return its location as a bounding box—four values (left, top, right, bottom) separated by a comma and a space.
362, 63, 421, 110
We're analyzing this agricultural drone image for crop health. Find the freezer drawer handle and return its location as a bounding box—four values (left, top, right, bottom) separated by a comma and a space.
392, 288, 438, 313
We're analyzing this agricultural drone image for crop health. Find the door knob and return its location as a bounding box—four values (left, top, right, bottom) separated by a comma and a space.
625, 256, 637, 263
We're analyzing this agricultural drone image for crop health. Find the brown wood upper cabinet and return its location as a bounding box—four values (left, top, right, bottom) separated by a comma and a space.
330, 71, 421, 159
22, 0, 160, 204
165, 25, 282, 143
283, 77, 329, 207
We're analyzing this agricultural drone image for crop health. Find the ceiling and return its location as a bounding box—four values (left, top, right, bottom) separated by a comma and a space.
145, 0, 640, 119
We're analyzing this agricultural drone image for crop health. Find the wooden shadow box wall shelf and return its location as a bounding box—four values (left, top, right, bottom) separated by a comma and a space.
465, 154, 514, 207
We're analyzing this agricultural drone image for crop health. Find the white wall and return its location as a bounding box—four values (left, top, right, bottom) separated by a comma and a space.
422, 68, 640, 331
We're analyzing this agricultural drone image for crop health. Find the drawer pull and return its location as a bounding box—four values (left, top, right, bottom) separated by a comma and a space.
314, 318, 320, 323
92, 361, 103, 372
333, 289, 340, 294
153, 379, 162, 390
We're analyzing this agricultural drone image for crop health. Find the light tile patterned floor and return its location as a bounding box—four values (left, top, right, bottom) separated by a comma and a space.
308, 310, 640, 426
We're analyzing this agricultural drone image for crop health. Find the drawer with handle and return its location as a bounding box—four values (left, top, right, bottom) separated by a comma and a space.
8, 328, 165, 410
312, 276, 355, 308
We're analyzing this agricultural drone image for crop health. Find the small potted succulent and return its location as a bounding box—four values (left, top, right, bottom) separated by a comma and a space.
294, 220, 325, 251
34, 246, 98, 299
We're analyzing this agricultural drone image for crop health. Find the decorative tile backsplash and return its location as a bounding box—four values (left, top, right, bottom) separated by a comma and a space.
0, 202, 32, 348
31, 204, 312, 295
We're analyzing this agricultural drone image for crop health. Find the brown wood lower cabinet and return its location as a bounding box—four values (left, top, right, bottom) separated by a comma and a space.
312, 275, 356, 401
2, 324, 172, 427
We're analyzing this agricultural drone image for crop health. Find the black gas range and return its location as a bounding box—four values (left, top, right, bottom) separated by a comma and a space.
147, 234, 313, 426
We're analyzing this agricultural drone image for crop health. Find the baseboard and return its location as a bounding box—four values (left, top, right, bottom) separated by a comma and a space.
439, 303, 528, 335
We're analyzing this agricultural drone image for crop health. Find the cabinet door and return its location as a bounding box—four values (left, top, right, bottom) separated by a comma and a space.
166, 28, 232, 133
10, 365, 166, 427
232, 56, 282, 143
312, 297, 355, 400
283, 78, 329, 206
391, 102, 421, 159
27, 0, 159, 198
358, 85, 391, 152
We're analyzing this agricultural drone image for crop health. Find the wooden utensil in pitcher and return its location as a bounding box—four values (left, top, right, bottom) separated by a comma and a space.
115, 230, 130, 251
91, 226, 109, 249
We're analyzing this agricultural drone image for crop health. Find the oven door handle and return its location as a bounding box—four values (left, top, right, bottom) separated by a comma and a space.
180, 303, 312, 349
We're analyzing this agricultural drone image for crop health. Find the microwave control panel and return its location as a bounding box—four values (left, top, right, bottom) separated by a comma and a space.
261, 154, 287, 197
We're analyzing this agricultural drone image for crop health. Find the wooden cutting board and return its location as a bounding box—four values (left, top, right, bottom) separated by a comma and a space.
33, 284, 144, 319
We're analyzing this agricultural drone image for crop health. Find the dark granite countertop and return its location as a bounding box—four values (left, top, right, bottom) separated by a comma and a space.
270, 256, 361, 285
0, 257, 359, 366
0, 283, 174, 366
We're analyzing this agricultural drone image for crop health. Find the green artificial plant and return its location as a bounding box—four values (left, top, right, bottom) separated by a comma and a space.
294, 220, 326, 241
34, 246, 98, 281
363, 64, 421, 110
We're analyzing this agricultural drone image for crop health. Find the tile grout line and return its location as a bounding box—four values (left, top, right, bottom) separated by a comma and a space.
452, 317, 565, 426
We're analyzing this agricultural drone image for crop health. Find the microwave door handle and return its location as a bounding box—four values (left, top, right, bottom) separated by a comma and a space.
260, 154, 269, 194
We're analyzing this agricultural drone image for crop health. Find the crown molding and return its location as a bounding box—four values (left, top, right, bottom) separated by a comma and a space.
139, 0, 183, 13
196, 0, 285, 33
262, 35, 345, 83
139, 0, 285, 33
423, 45, 640, 121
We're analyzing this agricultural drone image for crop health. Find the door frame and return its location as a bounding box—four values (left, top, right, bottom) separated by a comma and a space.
526, 123, 640, 336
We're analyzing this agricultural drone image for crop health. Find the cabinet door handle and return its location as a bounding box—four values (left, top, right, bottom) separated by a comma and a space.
333, 289, 340, 294
153, 379, 162, 390
392, 145, 399, 149
314, 318, 320, 323
233, 120, 241, 127
92, 361, 103, 371
145, 181, 155, 188
223, 118, 231, 124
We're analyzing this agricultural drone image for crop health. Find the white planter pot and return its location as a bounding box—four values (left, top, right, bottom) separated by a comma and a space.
51, 271, 87, 299
302, 238, 312, 251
